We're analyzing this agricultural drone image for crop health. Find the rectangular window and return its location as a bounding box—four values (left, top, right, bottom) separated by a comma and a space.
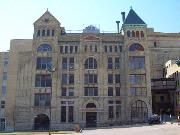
34, 93, 50, 106
69, 87, 74, 96
104, 46, 107, 52
42, 30, 45, 36
68, 106, 74, 122
129, 74, 146, 84
61, 87, 67, 96
108, 57, 113, 69
95, 46, 97, 52
115, 57, 120, 69
84, 87, 98, 96
70, 46, 73, 53
129, 57, 145, 70
2, 72, 7, 80
4, 61, 8, 67
0, 118, 5, 131
61, 106, 66, 122
69, 74, 74, 84
108, 74, 113, 84
129, 87, 147, 96
62, 58, 68, 69
47, 29, 50, 36
108, 106, 114, 119
69, 58, 74, 69
109, 46, 112, 52
37, 30, 40, 37
116, 102, 121, 118
1, 101, 5, 108
60, 46, 63, 53
119, 46, 122, 52
108, 87, 113, 96
115, 87, 120, 96
36, 57, 52, 70
75, 46, 78, 53
114, 46, 118, 52
84, 74, 98, 84
65, 46, 68, 53
52, 30, 55, 36
62, 74, 68, 84
115, 74, 120, 84
35, 74, 52, 87
2, 86, 6, 95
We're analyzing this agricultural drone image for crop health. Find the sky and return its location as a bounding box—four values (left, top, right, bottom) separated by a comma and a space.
0, 0, 179, 51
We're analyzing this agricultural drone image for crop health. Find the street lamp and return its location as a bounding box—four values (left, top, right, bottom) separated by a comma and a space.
46, 62, 56, 130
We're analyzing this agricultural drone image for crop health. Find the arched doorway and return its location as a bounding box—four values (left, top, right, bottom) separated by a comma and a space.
34, 114, 50, 130
86, 103, 97, 127
131, 100, 148, 122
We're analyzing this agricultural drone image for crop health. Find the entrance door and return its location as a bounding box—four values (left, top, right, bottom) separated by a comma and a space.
86, 112, 97, 127
34, 114, 50, 130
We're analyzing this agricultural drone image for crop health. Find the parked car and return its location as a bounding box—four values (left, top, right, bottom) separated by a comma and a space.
148, 114, 161, 124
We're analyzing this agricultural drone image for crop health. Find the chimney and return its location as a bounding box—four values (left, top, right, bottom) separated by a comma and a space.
121, 12, 125, 22
116, 21, 120, 34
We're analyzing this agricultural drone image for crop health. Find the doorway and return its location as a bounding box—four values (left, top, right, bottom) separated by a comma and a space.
86, 112, 97, 127
34, 114, 50, 130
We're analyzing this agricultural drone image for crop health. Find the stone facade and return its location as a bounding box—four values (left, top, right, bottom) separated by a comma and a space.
2, 9, 180, 131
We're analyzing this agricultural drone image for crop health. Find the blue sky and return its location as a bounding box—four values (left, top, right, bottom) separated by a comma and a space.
0, 0, 179, 51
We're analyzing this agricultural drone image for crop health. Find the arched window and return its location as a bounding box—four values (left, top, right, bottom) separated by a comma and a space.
136, 31, 139, 38
85, 57, 97, 69
129, 43, 144, 51
37, 44, 52, 52
141, 31, 144, 38
86, 103, 96, 108
132, 31, 135, 37
127, 30, 131, 37
131, 100, 148, 122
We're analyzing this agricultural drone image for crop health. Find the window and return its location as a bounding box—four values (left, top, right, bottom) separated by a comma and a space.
114, 46, 118, 52
70, 46, 73, 53
69, 58, 74, 69
60, 46, 63, 53
154, 42, 157, 47
127, 30, 131, 37
160, 96, 164, 103
52, 30, 55, 36
116, 101, 121, 118
75, 46, 78, 52
108, 106, 114, 119
68, 106, 74, 122
61, 101, 74, 123
108, 74, 113, 84
141, 31, 144, 38
84, 46, 87, 52
34, 93, 50, 106
2, 86, 6, 95
129, 43, 144, 51
109, 46, 112, 52
119, 46, 122, 52
129, 74, 146, 84
37, 30, 40, 37
129, 56, 145, 69
0, 118, 5, 131
90, 45, 92, 51
136, 31, 139, 38
1, 101, 5, 108
115, 57, 120, 69
132, 31, 135, 37
65, 46, 68, 53
108, 57, 113, 69
62, 58, 68, 69
108, 87, 113, 96
62, 74, 74, 85
85, 58, 97, 69
61, 106, 66, 122
35, 74, 52, 87
42, 30, 45, 36
36, 57, 52, 70
84, 74, 98, 84
3, 61, 8, 67
129, 87, 147, 96
115, 74, 120, 84
37, 44, 52, 52
84, 87, 98, 96
95, 46, 97, 52
115, 87, 120, 96
2, 72, 7, 80
61, 87, 74, 96
104, 46, 107, 52
47, 29, 50, 36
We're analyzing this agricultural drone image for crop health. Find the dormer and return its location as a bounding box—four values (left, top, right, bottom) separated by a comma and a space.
33, 10, 61, 39
122, 8, 147, 40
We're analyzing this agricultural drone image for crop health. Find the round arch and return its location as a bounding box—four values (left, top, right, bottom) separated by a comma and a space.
129, 43, 144, 51
84, 57, 97, 69
131, 100, 148, 122
37, 43, 52, 52
34, 114, 50, 130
